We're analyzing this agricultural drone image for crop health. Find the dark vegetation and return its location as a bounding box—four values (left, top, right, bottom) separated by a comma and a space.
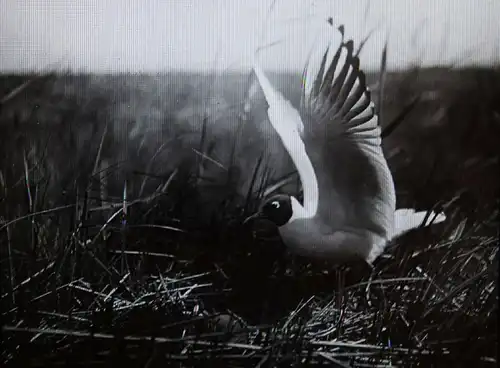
0, 65, 498, 367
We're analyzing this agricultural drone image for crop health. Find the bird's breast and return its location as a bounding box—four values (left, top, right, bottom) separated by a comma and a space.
278, 218, 376, 262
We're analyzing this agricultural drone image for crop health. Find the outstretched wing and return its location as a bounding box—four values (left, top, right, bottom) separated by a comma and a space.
300, 24, 396, 239
300, 25, 380, 146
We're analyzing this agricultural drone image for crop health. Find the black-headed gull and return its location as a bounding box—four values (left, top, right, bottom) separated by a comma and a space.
245, 24, 446, 265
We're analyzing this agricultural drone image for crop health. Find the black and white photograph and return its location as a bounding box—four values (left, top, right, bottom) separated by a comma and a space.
0, 1, 498, 366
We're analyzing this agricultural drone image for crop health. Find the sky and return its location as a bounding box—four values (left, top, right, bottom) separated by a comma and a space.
0, 0, 499, 74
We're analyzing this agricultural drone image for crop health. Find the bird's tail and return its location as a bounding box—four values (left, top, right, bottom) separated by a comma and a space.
390, 209, 446, 239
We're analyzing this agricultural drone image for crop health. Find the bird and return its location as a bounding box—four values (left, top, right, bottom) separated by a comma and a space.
244, 23, 446, 265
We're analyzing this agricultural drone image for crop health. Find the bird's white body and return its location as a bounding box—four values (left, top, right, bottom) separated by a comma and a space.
250, 23, 446, 264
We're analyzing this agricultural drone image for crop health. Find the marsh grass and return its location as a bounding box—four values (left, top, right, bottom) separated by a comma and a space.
0, 61, 498, 367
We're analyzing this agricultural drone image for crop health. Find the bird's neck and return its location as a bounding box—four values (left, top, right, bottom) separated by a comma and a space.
290, 196, 314, 221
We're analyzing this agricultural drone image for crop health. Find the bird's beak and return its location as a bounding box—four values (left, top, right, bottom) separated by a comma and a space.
243, 212, 265, 225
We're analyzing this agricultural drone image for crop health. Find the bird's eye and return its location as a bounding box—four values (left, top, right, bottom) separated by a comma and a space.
271, 201, 280, 209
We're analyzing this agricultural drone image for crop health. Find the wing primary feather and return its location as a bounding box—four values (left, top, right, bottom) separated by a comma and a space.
339, 83, 365, 117
343, 70, 370, 112
346, 110, 376, 130
337, 25, 345, 38
344, 88, 371, 121
333, 55, 360, 113
302, 24, 379, 139
319, 45, 342, 95
312, 48, 330, 105
315, 45, 343, 115
300, 62, 310, 111
326, 41, 354, 108
307, 25, 345, 115
301, 23, 333, 111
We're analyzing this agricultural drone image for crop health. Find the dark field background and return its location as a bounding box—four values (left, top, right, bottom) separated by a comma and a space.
0, 67, 498, 367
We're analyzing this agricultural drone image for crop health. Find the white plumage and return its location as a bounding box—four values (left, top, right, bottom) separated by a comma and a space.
245, 23, 446, 265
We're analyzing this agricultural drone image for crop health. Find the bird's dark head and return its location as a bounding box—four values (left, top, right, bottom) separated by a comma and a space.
244, 194, 293, 227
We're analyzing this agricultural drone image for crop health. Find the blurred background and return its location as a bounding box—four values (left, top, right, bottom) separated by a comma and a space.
1, 0, 498, 215
1, 0, 499, 73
